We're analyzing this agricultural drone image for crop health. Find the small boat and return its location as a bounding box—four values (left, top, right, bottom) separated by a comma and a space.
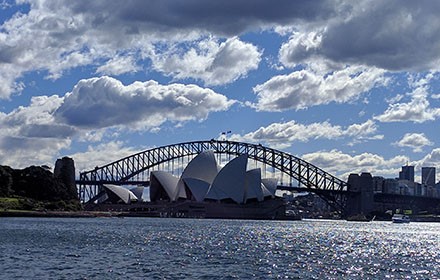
392, 214, 410, 223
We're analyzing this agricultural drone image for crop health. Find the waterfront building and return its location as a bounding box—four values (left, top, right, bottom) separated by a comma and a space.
150, 152, 277, 204
422, 167, 436, 187
94, 151, 285, 219
383, 178, 399, 194
372, 176, 385, 193
398, 180, 415, 196
399, 165, 414, 182
100, 184, 139, 204
346, 172, 374, 216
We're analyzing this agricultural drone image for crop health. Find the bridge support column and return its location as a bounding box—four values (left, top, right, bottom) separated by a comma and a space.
346, 172, 374, 217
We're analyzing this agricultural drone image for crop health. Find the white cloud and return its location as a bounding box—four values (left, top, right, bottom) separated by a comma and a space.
96, 55, 140, 76
301, 149, 409, 180
230, 119, 381, 149
418, 148, 440, 168
55, 76, 235, 130
0, 94, 76, 140
301, 148, 440, 183
279, 31, 323, 67
0, 94, 74, 168
0, 136, 71, 169
412, 148, 440, 183
0, 76, 234, 167
69, 141, 141, 174
375, 82, 440, 123
346, 120, 379, 138
2, 95, 63, 125
252, 66, 387, 111
150, 37, 262, 86
2, 1, 440, 99
394, 133, 433, 153
279, 2, 440, 71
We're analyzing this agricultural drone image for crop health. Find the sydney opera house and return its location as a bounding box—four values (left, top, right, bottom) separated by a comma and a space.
90, 151, 286, 219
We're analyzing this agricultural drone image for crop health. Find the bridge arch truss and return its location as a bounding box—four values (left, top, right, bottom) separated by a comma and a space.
78, 140, 349, 212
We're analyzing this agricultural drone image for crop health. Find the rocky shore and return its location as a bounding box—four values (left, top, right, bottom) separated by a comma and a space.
0, 157, 81, 213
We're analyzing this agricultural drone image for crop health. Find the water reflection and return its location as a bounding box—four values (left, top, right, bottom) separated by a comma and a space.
0, 218, 439, 279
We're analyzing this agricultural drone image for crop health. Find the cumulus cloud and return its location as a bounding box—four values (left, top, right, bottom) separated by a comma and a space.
0, 136, 71, 169
301, 148, 440, 183
150, 37, 262, 86
418, 148, 440, 168
61, 0, 336, 37
346, 120, 378, 138
96, 55, 140, 76
1, 1, 278, 98
375, 79, 440, 123
279, 31, 324, 67
55, 76, 235, 130
394, 133, 433, 153
279, 2, 440, 71
0, 76, 234, 167
69, 141, 141, 173
0, 94, 73, 168
230, 119, 382, 149
301, 149, 409, 180
0, 94, 75, 139
1, 1, 440, 98
2, 95, 63, 126
252, 66, 387, 111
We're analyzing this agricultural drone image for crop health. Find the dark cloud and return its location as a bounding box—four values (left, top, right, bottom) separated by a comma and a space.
43, 0, 440, 72
19, 124, 76, 138
281, 1, 440, 71
0, 45, 21, 64
60, 0, 337, 35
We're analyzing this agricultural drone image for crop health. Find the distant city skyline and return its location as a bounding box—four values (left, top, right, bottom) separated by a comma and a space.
1, 1, 440, 182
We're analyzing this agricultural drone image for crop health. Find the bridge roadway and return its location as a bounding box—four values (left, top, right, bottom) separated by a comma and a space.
75, 139, 440, 215
76, 180, 345, 194
76, 181, 440, 213
77, 139, 350, 213
76, 180, 348, 195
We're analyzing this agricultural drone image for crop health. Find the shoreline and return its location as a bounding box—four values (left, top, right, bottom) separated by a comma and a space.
1, 209, 440, 222
0, 210, 114, 218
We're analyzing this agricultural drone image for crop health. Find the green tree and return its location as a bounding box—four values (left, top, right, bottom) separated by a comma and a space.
0, 166, 13, 197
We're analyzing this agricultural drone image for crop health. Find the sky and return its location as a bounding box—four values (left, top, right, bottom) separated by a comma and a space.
1, 0, 440, 183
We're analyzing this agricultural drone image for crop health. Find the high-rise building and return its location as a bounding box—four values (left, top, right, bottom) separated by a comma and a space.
422, 167, 436, 187
399, 165, 414, 182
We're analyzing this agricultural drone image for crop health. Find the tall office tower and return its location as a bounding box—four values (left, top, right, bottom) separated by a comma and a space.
422, 167, 436, 186
399, 165, 414, 182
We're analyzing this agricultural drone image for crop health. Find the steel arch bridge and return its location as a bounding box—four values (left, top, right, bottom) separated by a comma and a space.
77, 140, 350, 213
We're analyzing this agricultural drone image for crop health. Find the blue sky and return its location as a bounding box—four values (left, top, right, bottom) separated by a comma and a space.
1, 0, 440, 182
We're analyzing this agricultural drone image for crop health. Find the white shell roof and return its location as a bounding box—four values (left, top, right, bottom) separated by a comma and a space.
103, 184, 138, 204
182, 177, 210, 202
148, 151, 279, 205
206, 154, 248, 203
262, 178, 278, 197
176, 151, 219, 200
130, 186, 144, 200
245, 169, 263, 202
150, 171, 179, 201
175, 179, 188, 200
261, 184, 272, 198
181, 150, 219, 183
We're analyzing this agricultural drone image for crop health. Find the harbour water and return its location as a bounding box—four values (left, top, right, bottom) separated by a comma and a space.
1, 217, 439, 279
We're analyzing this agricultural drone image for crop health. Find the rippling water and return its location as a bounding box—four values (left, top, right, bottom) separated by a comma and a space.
1, 217, 439, 279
